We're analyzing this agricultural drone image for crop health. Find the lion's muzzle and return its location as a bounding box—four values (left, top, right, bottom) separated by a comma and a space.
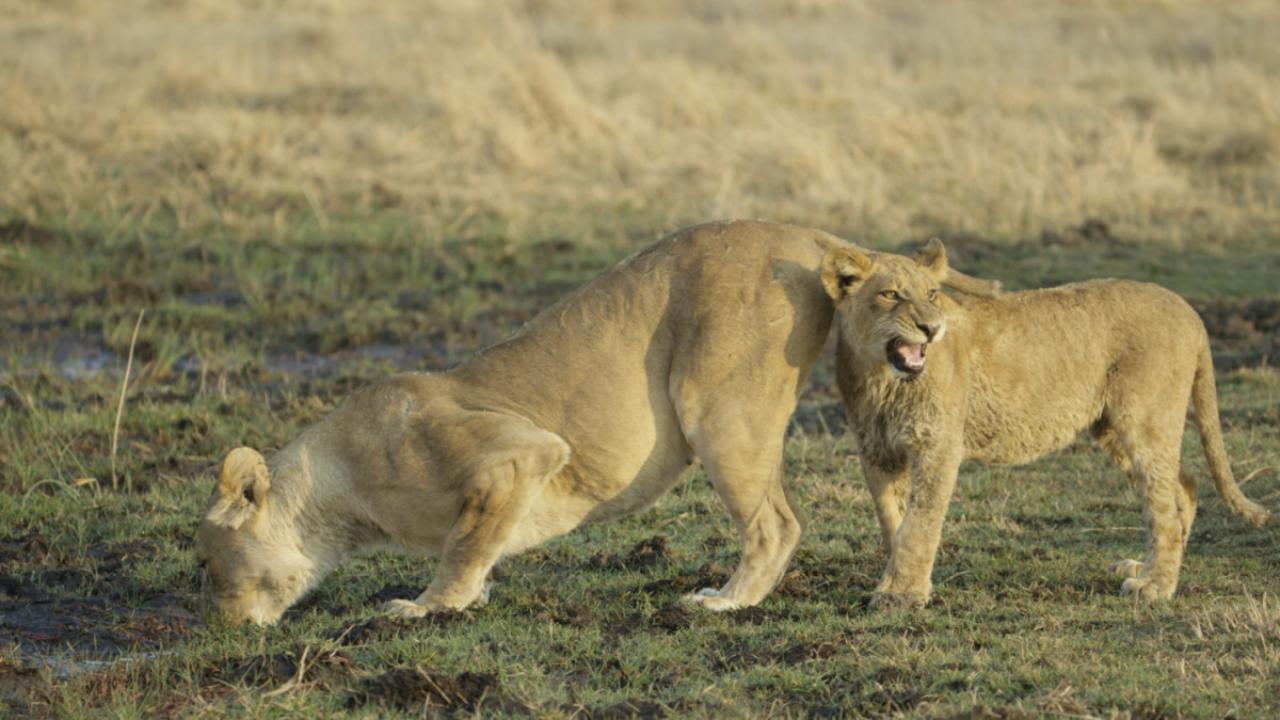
887, 337, 928, 376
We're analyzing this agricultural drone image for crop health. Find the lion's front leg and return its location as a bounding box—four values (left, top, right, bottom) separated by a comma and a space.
380, 473, 531, 619
871, 443, 962, 609
383, 574, 498, 619
380, 411, 569, 619
863, 460, 909, 551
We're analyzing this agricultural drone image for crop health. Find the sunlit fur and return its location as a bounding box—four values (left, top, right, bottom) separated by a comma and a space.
194, 221, 1001, 626
823, 240, 1272, 609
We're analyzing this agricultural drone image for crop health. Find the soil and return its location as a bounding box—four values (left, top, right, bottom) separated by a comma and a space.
586, 535, 675, 571
209, 647, 356, 689
637, 562, 730, 598
709, 634, 843, 672
0, 532, 200, 662
328, 609, 473, 646
1191, 297, 1280, 369
646, 604, 693, 633
344, 666, 505, 712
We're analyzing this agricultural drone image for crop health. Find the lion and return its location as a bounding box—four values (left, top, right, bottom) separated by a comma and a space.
820, 238, 1272, 607
193, 220, 1001, 624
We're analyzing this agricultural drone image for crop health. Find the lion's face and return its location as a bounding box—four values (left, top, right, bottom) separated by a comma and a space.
821, 239, 950, 379
195, 447, 315, 625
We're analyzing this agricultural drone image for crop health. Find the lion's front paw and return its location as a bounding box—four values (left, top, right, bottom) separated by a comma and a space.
475, 580, 494, 607
869, 590, 929, 610
680, 587, 744, 612
1120, 576, 1174, 601
381, 598, 439, 619
1110, 559, 1144, 579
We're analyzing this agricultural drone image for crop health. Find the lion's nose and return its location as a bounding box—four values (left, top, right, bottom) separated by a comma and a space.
917, 322, 939, 341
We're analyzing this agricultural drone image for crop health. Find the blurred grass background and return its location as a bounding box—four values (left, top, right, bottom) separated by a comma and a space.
2, 0, 1278, 247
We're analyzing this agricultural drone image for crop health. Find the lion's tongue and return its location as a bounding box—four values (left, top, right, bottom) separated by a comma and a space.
896, 342, 926, 369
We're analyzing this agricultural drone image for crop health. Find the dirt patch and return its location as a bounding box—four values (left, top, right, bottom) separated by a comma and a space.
513, 586, 599, 628
773, 562, 876, 601
0, 659, 49, 716
647, 604, 692, 633
0, 543, 199, 662
587, 535, 674, 571
727, 606, 770, 624
0, 595, 198, 658
710, 635, 842, 672
345, 666, 503, 713
638, 562, 730, 597
602, 602, 694, 637
547, 602, 594, 628
212, 647, 356, 689
775, 640, 839, 665
1192, 298, 1280, 370
0, 527, 198, 661
330, 610, 473, 646
365, 583, 422, 604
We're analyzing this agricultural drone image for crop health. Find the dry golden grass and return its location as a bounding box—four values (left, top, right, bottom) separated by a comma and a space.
2, 0, 1278, 244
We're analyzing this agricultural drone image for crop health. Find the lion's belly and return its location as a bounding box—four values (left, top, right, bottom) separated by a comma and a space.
963, 379, 1105, 466
964, 423, 1084, 465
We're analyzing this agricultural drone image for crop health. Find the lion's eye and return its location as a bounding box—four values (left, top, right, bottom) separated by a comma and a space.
879, 290, 900, 301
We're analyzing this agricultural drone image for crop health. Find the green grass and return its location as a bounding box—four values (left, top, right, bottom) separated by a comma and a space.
1, 221, 1278, 717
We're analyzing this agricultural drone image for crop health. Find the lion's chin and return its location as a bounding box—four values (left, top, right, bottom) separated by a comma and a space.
886, 338, 927, 377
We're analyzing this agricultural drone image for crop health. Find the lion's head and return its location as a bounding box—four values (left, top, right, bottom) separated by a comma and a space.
194, 447, 316, 625
821, 239, 951, 379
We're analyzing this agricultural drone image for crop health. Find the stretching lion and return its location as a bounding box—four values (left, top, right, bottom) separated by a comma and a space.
193, 220, 1000, 624
821, 239, 1271, 607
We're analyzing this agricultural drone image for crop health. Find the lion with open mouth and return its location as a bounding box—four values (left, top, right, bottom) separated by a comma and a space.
193, 220, 1001, 625
822, 239, 1271, 608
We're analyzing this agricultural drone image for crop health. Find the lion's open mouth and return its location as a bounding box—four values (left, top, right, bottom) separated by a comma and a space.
887, 338, 927, 376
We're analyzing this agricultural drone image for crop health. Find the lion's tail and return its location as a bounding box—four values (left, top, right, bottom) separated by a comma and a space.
1192, 342, 1272, 527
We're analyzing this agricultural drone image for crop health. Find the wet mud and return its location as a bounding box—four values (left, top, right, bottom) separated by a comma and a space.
0, 533, 199, 662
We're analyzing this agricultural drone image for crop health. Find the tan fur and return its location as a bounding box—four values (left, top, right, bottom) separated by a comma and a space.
194, 220, 1001, 625
823, 241, 1271, 607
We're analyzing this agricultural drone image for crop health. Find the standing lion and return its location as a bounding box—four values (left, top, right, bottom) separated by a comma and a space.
194, 220, 1000, 624
822, 239, 1271, 608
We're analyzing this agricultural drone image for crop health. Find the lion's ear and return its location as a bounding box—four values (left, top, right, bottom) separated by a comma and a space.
207, 447, 271, 529
821, 246, 876, 300
913, 237, 949, 280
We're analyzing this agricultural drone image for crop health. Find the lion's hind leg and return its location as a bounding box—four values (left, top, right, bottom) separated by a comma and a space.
1093, 420, 1196, 585
1093, 421, 1146, 580
676, 409, 804, 612
1094, 412, 1189, 601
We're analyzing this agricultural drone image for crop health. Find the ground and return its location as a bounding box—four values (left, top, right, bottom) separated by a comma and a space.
2, 219, 1277, 718
2, 0, 1279, 717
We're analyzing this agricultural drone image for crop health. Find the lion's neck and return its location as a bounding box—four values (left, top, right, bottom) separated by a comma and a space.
268, 441, 393, 578
836, 336, 940, 470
